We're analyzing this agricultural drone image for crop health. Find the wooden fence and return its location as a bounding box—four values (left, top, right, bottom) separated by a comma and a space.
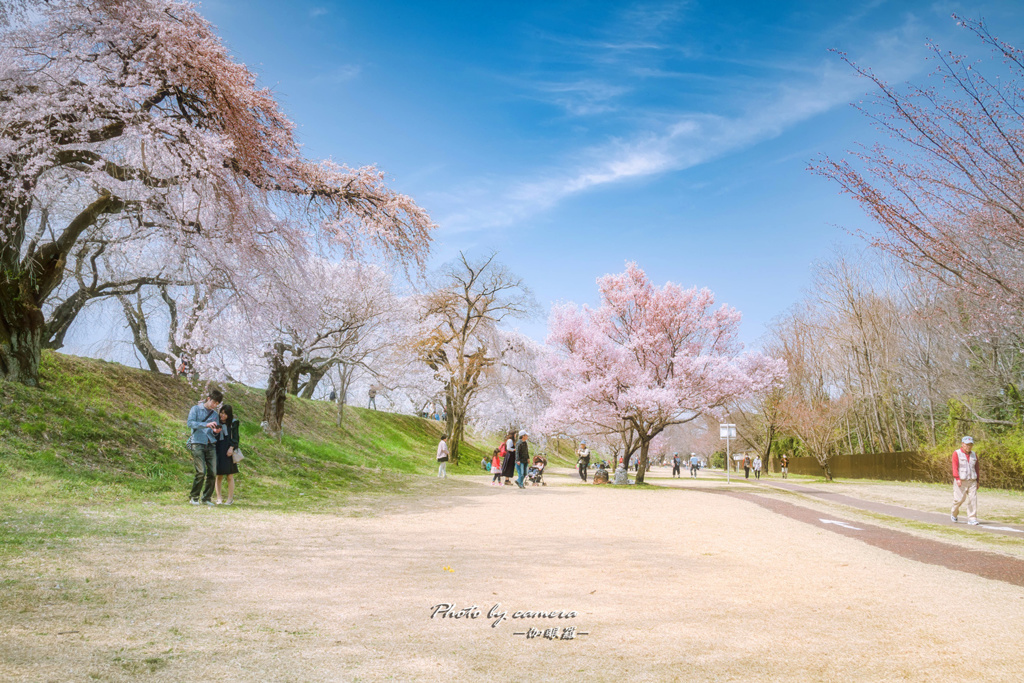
773, 452, 940, 482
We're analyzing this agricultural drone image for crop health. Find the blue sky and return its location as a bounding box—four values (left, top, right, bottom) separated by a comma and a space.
200, 0, 1024, 348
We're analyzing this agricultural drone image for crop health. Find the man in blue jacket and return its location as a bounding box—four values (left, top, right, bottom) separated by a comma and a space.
187, 388, 223, 505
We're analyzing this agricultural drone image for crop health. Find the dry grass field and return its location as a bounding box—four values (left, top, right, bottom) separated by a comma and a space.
3, 471, 1024, 682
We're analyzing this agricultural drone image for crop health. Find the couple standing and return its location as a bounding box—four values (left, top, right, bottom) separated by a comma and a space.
187, 388, 242, 505
498, 430, 530, 488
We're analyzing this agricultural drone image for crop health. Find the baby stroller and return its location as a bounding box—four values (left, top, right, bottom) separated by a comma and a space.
527, 461, 546, 486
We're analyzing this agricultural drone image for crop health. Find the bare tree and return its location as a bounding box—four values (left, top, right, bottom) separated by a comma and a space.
416, 252, 537, 464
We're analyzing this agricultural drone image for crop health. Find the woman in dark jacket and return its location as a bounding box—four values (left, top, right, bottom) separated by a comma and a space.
500, 430, 517, 485
214, 404, 241, 505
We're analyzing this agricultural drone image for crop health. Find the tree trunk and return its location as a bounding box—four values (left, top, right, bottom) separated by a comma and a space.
263, 346, 288, 437
299, 366, 327, 399
635, 439, 650, 484
448, 406, 466, 466
817, 456, 833, 481
0, 295, 44, 386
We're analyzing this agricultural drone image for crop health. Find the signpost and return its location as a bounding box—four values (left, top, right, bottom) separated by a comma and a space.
719, 423, 736, 484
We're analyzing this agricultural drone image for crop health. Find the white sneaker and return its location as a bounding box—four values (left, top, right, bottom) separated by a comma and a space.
950, 514, 957, 523
190, 498, 201, 505
968, 520, 980, 526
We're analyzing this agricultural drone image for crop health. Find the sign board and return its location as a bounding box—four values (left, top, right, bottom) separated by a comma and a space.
719, 423, 736, 439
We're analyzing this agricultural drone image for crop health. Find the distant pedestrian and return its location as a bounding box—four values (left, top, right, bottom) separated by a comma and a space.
214, 403, 240, 505
743, 454, 752, 479
490, 448, 502, 486
515, 430, 530, 489
951, 436, 980, 525
436, 434, 449, 478
671, 453, 681, 478
780, 455, 789, 479
187, 388, 223, 506
368, 386, 377, 410
753, 455, 762, 480
500, 430, 516, 485
329, 389, 337, 402
576, 442, 591, 482
689, 454, 700, 478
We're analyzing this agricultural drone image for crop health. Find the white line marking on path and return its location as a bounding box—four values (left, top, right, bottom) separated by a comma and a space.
983, 526, 1024, 533
820, 519, 863, 531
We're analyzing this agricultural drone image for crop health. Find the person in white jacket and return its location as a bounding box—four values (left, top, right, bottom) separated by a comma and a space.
436, 435, 449, 479
951, 436, 980, 525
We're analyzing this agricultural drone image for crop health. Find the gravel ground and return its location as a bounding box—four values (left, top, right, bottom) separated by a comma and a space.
2, 472, 1024, 682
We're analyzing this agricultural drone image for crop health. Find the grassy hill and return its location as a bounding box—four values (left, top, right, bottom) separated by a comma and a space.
0, 352, 494, 509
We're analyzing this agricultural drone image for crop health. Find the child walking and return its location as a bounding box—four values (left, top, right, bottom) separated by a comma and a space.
490, 448, 502, 485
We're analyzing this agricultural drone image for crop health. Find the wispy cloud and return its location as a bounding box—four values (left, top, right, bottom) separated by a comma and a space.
435, 48, 918, 235
310, 63, 362, 85
309, 7, 329, 18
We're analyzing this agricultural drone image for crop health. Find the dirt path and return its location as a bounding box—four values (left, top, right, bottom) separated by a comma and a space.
3, 472, 1024, 681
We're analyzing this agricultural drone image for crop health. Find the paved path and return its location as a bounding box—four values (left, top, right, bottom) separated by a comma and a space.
558, 466, 1024, 587
677, 468, 1024, 537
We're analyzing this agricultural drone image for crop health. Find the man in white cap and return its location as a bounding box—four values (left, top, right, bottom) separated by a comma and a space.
515, 430, 530, 489
951, 436, 980, 525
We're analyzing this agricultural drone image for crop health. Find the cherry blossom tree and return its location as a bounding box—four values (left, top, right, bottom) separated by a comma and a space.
190, 254, 401, 436
0, 0, 434, 385
465, 330, 550, 436
544, 262, 786, 483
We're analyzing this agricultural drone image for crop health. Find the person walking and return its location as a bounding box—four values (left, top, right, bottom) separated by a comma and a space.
780, 454, 789, 479
490, 448, 502, 486
743, 454, 752, 479
187, 389, 223, 506
689, 453, 700, 478
671, 453, 681, 478
515, 430, 530, 489
951, 436, 980, 525
436, 434, 449, 478
576, 442, 591, 482
214, 403, 241, 505
753, 455, 762, 480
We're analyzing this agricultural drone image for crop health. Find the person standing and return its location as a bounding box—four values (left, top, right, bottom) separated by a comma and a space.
515, 430, 530, 489
780, 454, 789, 479
671, 453, 681, 478
689, 453, 700, 478
187, 389, 223, 506
436, 434, 449, 478
951, 436, 980, 525
576, 442, 591, 482
490, 448, 503, 486
500, 430, 516, 485
368, 386, 377, 410
214, 404, 241, 505
753, 455, 762, 480
743, 454, 752, 479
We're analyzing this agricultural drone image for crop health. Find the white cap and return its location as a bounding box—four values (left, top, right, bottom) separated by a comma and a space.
961, 436, 974, 444
518, 430, 528, 438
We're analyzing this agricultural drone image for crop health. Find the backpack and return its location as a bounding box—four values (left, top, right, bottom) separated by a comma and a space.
498, 442, 507, 458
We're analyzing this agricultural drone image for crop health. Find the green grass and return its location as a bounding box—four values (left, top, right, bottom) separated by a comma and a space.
0, 351, 495, 556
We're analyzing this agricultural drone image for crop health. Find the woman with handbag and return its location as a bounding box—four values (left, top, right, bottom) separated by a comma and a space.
215, 403, 242, 505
